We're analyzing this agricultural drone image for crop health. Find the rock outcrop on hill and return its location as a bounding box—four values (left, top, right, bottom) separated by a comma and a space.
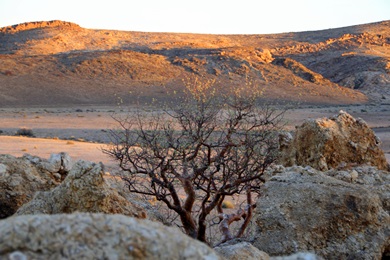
0, 20, 80, 34
0, 153, 70, 218
280, 111, 389, 171
0, 213, 219, 259
252, 166, 390, 259
272, 58, 332, 85
15, 160, 157, 220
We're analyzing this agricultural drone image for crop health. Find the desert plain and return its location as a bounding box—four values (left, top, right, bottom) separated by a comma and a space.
0, 104, 389, 169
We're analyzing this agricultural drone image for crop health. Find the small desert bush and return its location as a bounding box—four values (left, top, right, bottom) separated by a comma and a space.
15, 128, 34, 137
104, 77, 286, 244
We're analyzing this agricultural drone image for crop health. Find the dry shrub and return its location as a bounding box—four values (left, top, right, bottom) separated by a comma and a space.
16, 128, 34, 137
104, 78, 286, 245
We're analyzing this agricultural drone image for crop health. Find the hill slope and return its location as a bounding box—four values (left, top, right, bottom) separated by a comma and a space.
1, 20, 389, 107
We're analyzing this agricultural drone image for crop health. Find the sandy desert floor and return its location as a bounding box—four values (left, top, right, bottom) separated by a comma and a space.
0, 104, 389, 168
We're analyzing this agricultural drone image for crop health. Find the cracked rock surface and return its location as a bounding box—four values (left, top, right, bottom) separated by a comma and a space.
0, 213, 219, 259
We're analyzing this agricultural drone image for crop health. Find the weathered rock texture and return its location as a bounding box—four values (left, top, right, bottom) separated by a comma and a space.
0, 153, 70, 218
270, 252, 323, 260
15, 160, 151, 220
214, 241, 270, 260
280, 111, 389, 171
43, 152, 73, 178
253, 166, 390, 259
0, 213, 219, 259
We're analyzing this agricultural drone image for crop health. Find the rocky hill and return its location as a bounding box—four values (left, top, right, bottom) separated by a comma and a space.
0, 20, 389, 107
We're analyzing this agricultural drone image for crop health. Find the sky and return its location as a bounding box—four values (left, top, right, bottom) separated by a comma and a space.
0, 0, 389, 34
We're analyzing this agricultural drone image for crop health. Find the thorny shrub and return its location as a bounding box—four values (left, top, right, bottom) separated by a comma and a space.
104, 78, 286, 245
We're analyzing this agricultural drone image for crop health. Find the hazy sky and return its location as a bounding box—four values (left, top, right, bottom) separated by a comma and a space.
0, 0, 389, 34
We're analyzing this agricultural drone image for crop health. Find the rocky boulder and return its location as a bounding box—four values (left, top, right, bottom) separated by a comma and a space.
0, 153, 71, 218
280, 111, 389, 171
213, 239, 323, 260
15, 160, 155, 220
42, 152, 72, 179
0, 213, 219, 259
270, 252, 323, 260
214, 241, 270, 260
252, 166, 390, 259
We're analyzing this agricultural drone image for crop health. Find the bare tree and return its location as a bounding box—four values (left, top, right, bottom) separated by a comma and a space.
104, 80, 285, 245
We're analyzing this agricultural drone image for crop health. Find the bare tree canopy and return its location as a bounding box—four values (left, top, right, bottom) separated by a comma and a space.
104, 79, 286, 245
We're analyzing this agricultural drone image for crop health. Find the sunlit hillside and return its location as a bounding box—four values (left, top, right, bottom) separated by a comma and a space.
1, 20, 389, 106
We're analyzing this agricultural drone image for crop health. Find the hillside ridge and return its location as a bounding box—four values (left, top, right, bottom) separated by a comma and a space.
0, 20, 389, 107
0, 20, 80, 34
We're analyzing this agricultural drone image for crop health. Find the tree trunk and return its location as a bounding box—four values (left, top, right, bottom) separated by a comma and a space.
197, 212, 208, 243
180, 211, 198, 239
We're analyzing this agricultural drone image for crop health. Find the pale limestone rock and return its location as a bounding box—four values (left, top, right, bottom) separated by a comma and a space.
0, 213, 219, 259
45, 152, 73, 175
22, 152, 72, 177
0, 154, 61, 218
280, 111, 389, 171
214, 241, 270, 260
271, 252, 323, 260
0, 163, 7, 175
15, 160, 151, 219
9, 251, 27, 260
350, 169, 359, 182
252, 167, 390, 259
